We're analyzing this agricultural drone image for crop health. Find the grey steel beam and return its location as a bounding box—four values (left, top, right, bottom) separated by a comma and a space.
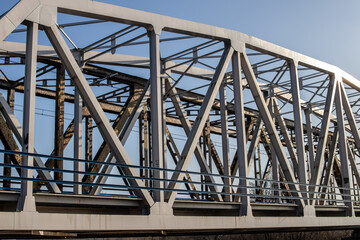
309, 76, 337, 203
269, 97, 279, 203
334, 80, 353, 216
0, 91, 60, 193
219, 80, 231, 202
73, 90, 82, 195
165, 78, 222, 201
305, 104, 315, 176
347, 144, 360, 189
90, 83, 150, 195
149, 29, 164, 202
16, 22, 38, 212
240, 51, 305, 210
289, 60, 307, 200
339, 82, 360, 155
165, 46, 233, 206
44, 24, 154, 207
272, 98, 299, 176
0, 0, 39, 42
232, 50, 251, 215
82, 85, 143, 188
319, 129, 338, 204
54, 64, 65, 191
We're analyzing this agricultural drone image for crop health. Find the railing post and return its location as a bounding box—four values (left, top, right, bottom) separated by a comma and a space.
16, 22, 38, 212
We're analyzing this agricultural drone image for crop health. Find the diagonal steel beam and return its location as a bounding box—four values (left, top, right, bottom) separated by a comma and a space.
0, 113, 22, 176
339, 82, 360, 155
44, 24, 154, 206
82, 84, 143, 188
220, 80, 231, 202
0, 0, 40, 42
347, 144, 360, 189
305, 104, 315, 176
334, 80, 353, 216
0, 91, 60, 193
240, 51, 305, 209
309, 76, 337, 203
272, 98, 299, 174
165, 77, 223, 201
165, 46, 233, 205
165, 126, 200, 199
289, 60, 307, 200
319, 129, 338, 203
90, 82, 150, 195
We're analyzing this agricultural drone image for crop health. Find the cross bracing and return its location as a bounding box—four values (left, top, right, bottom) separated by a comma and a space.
0, 0, 360, 236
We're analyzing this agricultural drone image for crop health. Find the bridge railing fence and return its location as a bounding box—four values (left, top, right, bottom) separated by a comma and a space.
0, 149, 358, 206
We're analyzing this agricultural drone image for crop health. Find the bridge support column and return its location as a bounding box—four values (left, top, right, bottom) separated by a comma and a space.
289, 60, 308, 203
149, 27, 164, 202
232, 49, 252, 216
16, 22, 38, 212
74, 89, 82, 195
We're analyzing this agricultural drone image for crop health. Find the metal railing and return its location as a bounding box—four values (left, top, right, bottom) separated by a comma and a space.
0, 149, 358, 206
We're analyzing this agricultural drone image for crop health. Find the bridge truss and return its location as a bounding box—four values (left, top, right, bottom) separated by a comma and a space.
0, 0, 360, 237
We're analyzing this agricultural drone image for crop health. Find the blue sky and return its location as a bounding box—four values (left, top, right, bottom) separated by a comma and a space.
1, 0, 360, 78
96, 0, 360, 79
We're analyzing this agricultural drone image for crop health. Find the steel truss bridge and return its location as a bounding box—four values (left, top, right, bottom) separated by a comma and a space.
0, 0, 360, 237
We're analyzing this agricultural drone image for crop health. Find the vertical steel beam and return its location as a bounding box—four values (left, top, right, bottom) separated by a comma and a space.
85, 116, 93, 171
16, 22, 38, 212
162, 78, 168, 186
74, 90, 82, 195
232, 51, 251, 215
220, 79, 231, 202
305, 104, 315, 176
269, 97, 279, 203
149, 29, 164, 202
45, 24, 154, 207
54, 64, 65, 191
240, 51, 305, 210
289, 61, 307, 200
334, 81, 353, 216
165, 46, 233, 205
